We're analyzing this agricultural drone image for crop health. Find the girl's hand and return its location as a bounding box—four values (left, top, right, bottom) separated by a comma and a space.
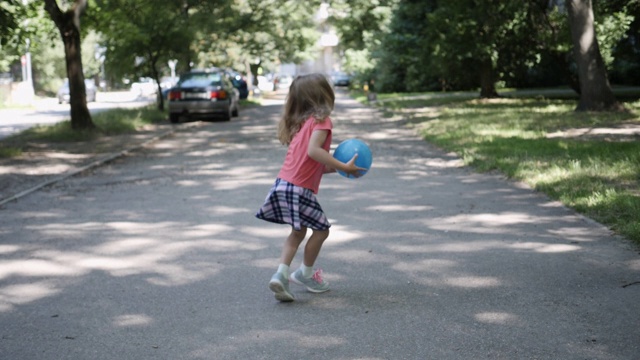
341, 154, 367, 178
307, 130, 366, 177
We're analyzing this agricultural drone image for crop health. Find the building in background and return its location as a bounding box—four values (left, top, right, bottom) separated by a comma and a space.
280, 2, 341, 78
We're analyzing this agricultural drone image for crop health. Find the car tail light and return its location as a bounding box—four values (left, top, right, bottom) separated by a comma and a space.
168, 90, 182, 100
209, 90, 227, 100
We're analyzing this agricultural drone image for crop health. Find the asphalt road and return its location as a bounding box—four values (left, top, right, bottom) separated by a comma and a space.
0, 91, 639, 359
0, 91, 153, 139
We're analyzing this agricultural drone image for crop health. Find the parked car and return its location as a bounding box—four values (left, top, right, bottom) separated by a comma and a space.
57, 79, 97, 104
130, 77, 157, 98
226, 70, 249, 99
331, 72, 351, 87
274, 74, 293, 90
167, 69, 240, 123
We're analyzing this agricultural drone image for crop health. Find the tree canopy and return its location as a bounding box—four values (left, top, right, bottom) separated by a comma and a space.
331, 0, 638, 110
2, 0, 639, 120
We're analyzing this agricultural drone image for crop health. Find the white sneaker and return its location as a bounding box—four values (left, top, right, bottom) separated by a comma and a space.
268, 272, 295, 302
290, 268, 330, 293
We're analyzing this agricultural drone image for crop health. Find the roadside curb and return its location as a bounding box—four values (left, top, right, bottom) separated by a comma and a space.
0, 125, 184, 207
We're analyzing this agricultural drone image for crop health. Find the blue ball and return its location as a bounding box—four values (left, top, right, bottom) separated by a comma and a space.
333, 139, 373, 178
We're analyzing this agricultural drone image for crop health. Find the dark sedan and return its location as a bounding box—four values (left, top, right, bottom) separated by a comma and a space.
57, 79, 97, 104
167, 69, 240, 123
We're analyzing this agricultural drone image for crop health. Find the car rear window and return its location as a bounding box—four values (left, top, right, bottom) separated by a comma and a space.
178, 73, 222, 87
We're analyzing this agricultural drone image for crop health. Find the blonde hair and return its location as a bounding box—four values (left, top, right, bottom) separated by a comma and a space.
278, 73, 335, 145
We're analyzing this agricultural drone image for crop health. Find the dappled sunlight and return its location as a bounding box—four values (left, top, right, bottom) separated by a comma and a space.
175, 179, 200, 186
239, 125, 279, 136
94, 238, 158, 254
112, 313, 154, 327
0, 215, 272, 311
27, 220, 107, 236
0, 163, 77, 175
444, 276, 502, 288
327, 249, 381, 263
296, 334, 347, 348
365, 204, 434, 212
389, 258, 509, 288
184, 149, 228, 157
393, 258, 457, 273
0, 258, 80, 280
0, 244, 20, 254
511, 242, 581, 253
191, 330, 347, 355
396, 169, 437, 180
212, 178, 273, 191
389, 241, 506, 254
424, 212, 567, 234
152, 141, 184, 150
146, 262, 220, 286
422, 157, 464, 168
474, 312, 521, 325
198, 162, 228, 170
547, 227, 609, 242
324, 224, 366, 244
0, 281, 61, 312
365, 127, 412, 140
15, 210, 65, 219
106, 221, 186, 235
203, 205, 250, 216
242, 225, 289, 239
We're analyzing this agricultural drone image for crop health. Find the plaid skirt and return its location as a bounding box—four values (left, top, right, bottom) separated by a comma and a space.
256, 178, 331, 231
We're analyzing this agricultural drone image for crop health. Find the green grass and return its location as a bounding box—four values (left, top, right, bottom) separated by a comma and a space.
381, 95, 640, 243
0, 105, 167, 158
0, 146, 22, 158
240, 98, 262, 107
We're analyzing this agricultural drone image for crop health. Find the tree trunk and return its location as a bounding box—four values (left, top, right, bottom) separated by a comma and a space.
148, 60, 164, 111
565, 0, 625, 112
44, 0, 95, 130
479, 59, 499, 98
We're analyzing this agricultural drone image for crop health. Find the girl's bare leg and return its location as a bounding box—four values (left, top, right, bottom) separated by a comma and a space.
279, 227, 307, 266
303, 229, 329, 267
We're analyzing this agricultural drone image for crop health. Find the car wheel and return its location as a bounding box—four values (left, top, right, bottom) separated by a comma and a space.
169, 114, 180, 124
221, 105, 232, 122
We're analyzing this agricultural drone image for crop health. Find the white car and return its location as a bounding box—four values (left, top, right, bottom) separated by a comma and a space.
130, 77, 157, 98
57, 79, 97, 104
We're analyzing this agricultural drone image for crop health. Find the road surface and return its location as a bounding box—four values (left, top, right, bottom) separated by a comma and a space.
0, 90, 639, 359
0, 91, 153, 139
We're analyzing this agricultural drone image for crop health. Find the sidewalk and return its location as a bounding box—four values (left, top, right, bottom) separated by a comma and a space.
0, 92, 183, 205
0, 122, 182, 206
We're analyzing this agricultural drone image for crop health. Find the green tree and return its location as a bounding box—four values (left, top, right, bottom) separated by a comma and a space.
91, 0, 319, 108
592, 0, 639, 86
375, 0, 435, 92
0, 0, 22, 46
90, 0, 203, 110
44, 0, 94, 130
0, 1, 42, 74
328, 0, 397, 88
194, 0, 320, 80
426, 0, 547, 97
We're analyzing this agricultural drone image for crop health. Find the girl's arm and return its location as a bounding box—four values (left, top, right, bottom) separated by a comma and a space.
308, 130, 366, 177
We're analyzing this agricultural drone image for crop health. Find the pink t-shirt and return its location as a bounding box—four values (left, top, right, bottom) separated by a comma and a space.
278, 117, 333, 194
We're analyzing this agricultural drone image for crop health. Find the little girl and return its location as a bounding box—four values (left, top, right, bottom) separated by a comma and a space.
256, 73, 365, 302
